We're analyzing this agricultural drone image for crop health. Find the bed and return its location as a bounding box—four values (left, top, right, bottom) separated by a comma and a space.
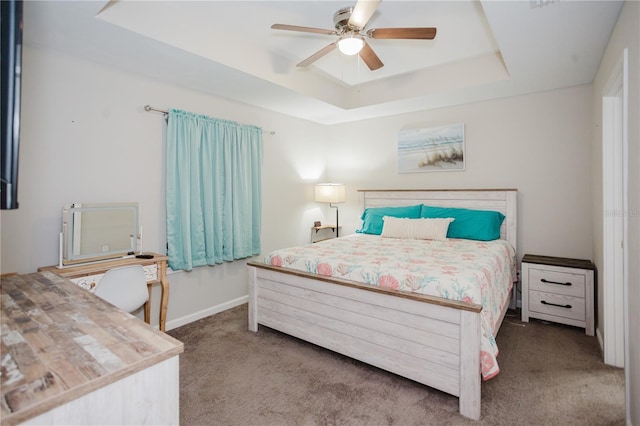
247, 189, 517, 420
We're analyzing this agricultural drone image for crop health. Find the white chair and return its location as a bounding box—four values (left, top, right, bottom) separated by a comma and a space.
94, 265, 149, 314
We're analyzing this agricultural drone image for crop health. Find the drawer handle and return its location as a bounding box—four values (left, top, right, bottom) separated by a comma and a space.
541, 300, 572, 309
540, 278, 572, 286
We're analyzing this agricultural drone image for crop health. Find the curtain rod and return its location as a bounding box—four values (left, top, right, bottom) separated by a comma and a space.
144, 105, 275, 135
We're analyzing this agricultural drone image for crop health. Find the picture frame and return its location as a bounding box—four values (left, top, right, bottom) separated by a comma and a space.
397, 123, 465, 173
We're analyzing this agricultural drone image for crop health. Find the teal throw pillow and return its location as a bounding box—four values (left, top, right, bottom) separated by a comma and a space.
357, 204, 422, 235
420, 205, 505, 241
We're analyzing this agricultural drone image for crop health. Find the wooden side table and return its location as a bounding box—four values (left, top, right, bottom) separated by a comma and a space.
39, 253, 170, 331
521, 254, 595, 336
310, 225, 341, 243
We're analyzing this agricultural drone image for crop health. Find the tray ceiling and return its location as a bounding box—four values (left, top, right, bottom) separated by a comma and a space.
24, 1, 623, 124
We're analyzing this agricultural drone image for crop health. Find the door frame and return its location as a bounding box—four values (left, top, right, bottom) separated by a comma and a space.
601, 48, 628, 372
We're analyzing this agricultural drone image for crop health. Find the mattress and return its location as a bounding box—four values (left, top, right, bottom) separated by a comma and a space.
264, 233, 516, 379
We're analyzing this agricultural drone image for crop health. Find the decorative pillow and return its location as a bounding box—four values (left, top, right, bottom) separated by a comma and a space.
380, 217, 454, 241
356, 204, 422, 235
420, 205, 505, 241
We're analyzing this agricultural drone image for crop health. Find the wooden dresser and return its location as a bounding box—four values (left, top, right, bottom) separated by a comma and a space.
38, 253, 170, 331
0, 272, 183, 425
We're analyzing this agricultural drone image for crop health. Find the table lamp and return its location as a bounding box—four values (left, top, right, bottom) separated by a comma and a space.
315, 183, 346, 237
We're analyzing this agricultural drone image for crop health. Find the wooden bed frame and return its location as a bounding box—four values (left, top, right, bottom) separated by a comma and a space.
247, 189, 517, 420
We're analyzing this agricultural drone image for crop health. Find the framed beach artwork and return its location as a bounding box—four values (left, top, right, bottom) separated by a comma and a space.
397, 123, 465, 173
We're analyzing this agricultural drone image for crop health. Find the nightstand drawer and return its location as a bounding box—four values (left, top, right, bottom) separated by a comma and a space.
529, 290, 585, 321
528, 268, 585, 297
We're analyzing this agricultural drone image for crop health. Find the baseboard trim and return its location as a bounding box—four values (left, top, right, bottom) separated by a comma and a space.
165, 295, 248, 331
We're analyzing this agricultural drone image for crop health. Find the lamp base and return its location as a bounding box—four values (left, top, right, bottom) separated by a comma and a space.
330, 204, 340, 238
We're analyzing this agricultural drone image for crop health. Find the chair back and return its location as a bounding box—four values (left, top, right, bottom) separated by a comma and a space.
94, 265, 149, 313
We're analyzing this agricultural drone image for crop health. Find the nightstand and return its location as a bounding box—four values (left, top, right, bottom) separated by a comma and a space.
521, 254, 595, 336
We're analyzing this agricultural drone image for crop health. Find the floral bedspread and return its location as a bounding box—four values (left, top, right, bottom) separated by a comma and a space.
264, 234, 516, 380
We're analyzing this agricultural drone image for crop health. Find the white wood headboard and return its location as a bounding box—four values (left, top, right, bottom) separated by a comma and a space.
358, 189, 518, 250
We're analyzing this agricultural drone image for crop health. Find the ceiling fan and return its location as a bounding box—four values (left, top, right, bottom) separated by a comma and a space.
271, 0, 437, 71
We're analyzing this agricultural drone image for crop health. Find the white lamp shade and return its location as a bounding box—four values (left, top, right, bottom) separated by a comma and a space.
315, 183, 346, 204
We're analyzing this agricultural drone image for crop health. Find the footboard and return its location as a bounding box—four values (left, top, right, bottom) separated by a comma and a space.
247, 263, 482, 420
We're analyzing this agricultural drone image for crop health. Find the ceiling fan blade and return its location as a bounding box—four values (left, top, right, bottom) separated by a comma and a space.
359, 41, 383, 71
271, 24, 336, 36
297, 43, 337, 67
348, 0, 381, 29
367, 27, 437, 40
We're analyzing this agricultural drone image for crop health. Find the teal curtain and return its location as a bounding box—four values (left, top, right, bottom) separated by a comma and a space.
166, 109, 263, 271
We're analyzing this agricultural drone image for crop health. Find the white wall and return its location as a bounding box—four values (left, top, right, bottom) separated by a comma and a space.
0, 46, 330, 328
591, 1, 639, 423
1, 41, 596, 332
327, 85, 595, 263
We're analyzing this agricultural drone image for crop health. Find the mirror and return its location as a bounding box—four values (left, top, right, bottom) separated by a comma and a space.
62, 202, 140, 265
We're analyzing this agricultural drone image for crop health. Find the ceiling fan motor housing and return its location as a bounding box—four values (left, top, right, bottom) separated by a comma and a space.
333, 7, 356, 31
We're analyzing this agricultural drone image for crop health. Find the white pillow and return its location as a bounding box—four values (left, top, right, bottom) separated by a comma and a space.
380, 216, 454, 241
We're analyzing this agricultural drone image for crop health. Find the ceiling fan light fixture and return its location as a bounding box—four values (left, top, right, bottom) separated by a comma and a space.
337, 34, 364, 56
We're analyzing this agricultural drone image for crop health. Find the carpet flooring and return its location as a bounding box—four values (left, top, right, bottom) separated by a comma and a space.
168, 304, 625, 425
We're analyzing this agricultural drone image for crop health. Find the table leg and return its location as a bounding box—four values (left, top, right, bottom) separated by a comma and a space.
144, 284, 152, 325
158, 262, 169, 332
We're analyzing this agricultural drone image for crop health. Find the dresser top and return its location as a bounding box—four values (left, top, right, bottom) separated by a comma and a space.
0, 271, 183, 425
522, 254, 596, 270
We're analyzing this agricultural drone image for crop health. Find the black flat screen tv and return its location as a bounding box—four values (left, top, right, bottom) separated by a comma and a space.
1, 0, 23, 210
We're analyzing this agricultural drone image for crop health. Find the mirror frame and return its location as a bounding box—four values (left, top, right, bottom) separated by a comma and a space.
62, 202, 140, 265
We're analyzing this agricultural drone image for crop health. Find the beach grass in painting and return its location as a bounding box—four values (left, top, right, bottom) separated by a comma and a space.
397, 123, 465, 173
